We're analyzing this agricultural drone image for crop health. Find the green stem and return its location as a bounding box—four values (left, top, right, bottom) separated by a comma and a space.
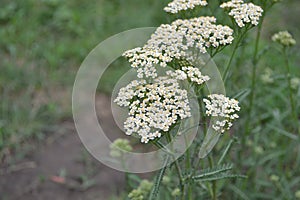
222, 43, 238, 83
222, 28, 248, 83
121, 156, 130, 191
149, 156, 170, 200
244, 17, 264, 140
283, 47, 298, 133
184, 134, 193, 200
165, 132, 185, 198
217, 138, 234, 165
195, 89, 207, 168
208, 156, 217, 200
187, 182, 192, 200
185, 134, 191, 171
239, 18, 265, 184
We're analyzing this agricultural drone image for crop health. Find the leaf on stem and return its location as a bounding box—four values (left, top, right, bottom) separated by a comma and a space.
193, 172, 247, 182
148, 156, 170, 200
193, 163, 233, 180
198, 128, 221, 158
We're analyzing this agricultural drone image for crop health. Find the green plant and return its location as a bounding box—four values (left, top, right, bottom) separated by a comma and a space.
111, 0, 286, 199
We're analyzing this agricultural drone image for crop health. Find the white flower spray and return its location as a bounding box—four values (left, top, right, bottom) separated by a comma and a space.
115, 77, 192, 143
221, 0, 263, 27
123, 17, 234, 78
203, 94, 240, 133
164, 0, 208, 14
111, 0, 259, 198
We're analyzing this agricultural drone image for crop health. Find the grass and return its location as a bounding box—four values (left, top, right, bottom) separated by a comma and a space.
0, 0, 169, 161
1, 0, 300, 199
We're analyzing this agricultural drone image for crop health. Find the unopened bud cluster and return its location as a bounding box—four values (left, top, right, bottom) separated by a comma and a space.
272, 31, 296, 46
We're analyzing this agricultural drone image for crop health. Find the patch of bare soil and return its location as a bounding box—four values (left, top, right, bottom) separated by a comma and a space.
0, 94, 125, 200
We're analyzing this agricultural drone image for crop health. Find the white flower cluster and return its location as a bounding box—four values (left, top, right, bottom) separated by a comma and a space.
123, 24, 184, 78
114, 77, 191, 143
166, 69, 188, 80
291, 77, 300, 90
173, 17, 234, 50
182, 66, 210, 84
123, 17, 234, 78
164, 0, 208, 14
110, 138, 132, 158
203, 94, 240, 133
220, 0, 243, 8
166, 66, 210, 85
272, 31, 296, 46
260, 68, 274, 84
221, 0, 263, 27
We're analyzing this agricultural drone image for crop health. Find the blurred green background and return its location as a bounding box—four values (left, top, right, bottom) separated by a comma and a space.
0, 0, 170, 157
0, 0, 300, 199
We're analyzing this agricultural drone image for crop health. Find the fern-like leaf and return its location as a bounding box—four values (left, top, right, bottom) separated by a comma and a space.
193, 163, 233, 180
148, 156, 170, 200
193, 172, 247, 182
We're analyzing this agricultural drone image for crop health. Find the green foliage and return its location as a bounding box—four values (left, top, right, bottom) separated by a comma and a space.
192, 163, 234, 180
116, 0, 300, 199
194, 173, 247, 182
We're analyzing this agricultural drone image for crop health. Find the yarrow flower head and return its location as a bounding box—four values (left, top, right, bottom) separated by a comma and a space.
123, 17, 234, 78
220, 0, 243, 8
291, 77, 300, 90
203, 94, 240, 133
171, 188, 181, 197
162, 176, 171, 185
166, 66, 210, 85
110, 138, 133, 158
272, 31, 296, 46
164, 0, 207, 14
270, 174, 280, 182
260, 67, 274, 84
128, 180, 153, 200
114, 77, 191, 143
221, 0, 263, 27
296, 190, 300, 199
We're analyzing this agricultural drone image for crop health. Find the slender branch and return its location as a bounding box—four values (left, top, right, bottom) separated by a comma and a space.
283, 47, 298, 133
244, 15, 265, 140
222, 42, 239, 82
184, 132, 193, 200
165, 132, 185, 197
217, 139, 235, 165
222, 27, 249, 83
208, 156, 217, 200
195, 88, 207, 168
149, 156, 170, 200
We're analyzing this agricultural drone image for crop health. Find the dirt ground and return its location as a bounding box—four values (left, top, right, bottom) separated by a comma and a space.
0, 94, 126, 200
